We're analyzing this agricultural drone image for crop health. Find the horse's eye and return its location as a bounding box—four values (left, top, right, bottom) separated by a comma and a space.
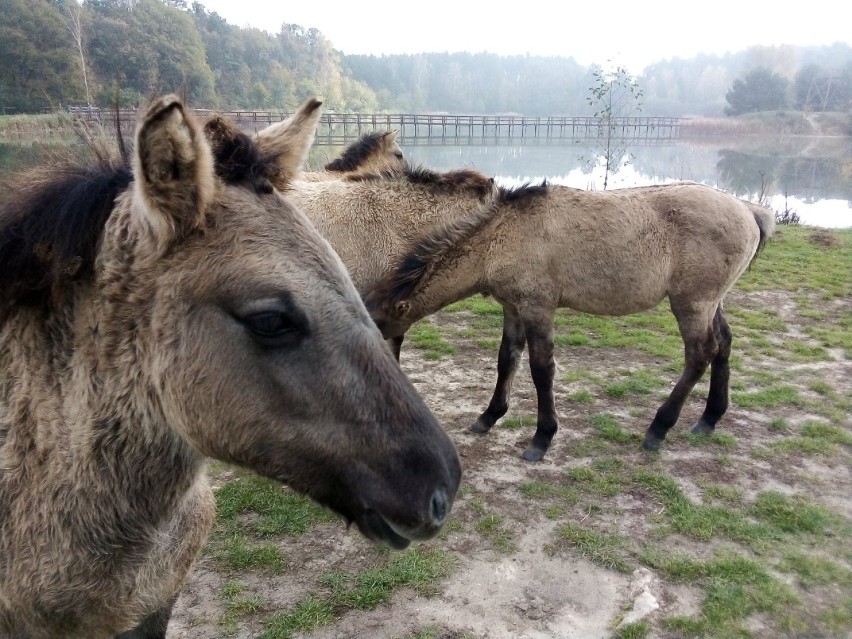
242, 311, 303, 346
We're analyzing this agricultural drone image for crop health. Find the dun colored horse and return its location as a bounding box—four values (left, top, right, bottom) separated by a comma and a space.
300, 130, 405, 181
0, 97, 460, 638
365, 182, 775, 461
288, 165, 499, 356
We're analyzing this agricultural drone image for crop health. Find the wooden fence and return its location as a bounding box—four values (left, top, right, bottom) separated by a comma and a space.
67, 107, 686, 144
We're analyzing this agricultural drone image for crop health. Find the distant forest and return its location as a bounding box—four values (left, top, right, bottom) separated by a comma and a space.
2, 0, 851, 116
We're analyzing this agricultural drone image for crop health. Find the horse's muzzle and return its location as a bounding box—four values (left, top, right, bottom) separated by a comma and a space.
357, 486, 452, 549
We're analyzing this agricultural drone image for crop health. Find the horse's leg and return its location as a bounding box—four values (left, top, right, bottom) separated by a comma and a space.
470, 305, 526, 434
388, 335, 404, 361
691, 305, 732, 435
114, 596, 177, 639
520, 309, 557, 462
642, 301, 718, 451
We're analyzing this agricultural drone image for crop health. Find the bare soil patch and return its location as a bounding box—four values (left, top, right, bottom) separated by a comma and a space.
169, 287, 851, 639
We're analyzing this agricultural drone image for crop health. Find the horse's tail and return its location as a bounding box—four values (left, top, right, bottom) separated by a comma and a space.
746, 202, 776, 267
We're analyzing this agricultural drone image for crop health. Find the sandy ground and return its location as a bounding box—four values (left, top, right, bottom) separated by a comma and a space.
168, 288, 851, 639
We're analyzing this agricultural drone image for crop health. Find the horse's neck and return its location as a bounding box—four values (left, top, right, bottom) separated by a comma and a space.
397, 190, 488, 241
0, 290, 203, 521
410, 230, 491, 321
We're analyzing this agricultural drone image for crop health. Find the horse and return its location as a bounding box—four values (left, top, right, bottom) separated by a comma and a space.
0, 96, 460, 639
287, 165, 499, 357
300, 130, 405, 181
364, 181, 775, 462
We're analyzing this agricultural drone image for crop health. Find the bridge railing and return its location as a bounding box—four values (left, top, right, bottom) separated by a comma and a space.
65, 107, 686, 144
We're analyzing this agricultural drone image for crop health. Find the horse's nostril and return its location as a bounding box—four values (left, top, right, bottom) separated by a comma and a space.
430, 488, 449, 527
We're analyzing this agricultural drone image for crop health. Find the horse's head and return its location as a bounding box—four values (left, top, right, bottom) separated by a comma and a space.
323, 130, 406, 178
107, 97, 460, 547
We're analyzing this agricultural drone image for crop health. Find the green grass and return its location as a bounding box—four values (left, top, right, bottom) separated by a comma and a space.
641, 547, 800, 636
562, 369, 604, 384
500, 415, 536, 429
566, 464, 625, 497
210, 533, 286, 573
682, 431, 737, 449
552, 308, 683, 359
218, 580, 265, 634
731, 383, 801, 408
553, 523, 632, 572
260, 547, 454, 638
260, 595, 335, 639
804, 323, 852, 356
208, 473, 336, 572
780, 551, 852, 587
519, 480, 580, 504
632, 471, 775, 547
407, 321, 456, 359
443, 295, 503, 315
474, 514, 517, 553
767, 435, 840, 457
738, 226, 851, 296
588, 413, 634, 444
801, 420, 852, 445
750, 490, 839, 534
613, 621, 651, 639
215, 473, 335, 536
603, 367, 666, 398
699, 482, 744, 505
566, 389, 595, 403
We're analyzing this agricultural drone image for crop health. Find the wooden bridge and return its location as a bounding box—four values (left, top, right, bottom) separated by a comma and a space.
68, 107, 685, 144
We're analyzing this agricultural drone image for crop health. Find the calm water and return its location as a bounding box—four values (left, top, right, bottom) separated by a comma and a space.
3, 137, 851, 228
397, 138, 852, 228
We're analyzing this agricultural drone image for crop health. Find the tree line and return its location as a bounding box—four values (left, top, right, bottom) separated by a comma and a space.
1, 0, 850, 116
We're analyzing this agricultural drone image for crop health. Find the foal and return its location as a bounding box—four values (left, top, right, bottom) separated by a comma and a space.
366, 182, 775, 461
0, 97, 460, 638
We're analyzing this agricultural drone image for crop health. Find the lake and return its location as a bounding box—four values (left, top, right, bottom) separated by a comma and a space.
395, 137, 852, 228
3, 135, 851, 228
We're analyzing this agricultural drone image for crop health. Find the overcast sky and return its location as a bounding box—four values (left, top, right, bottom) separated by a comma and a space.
195, 0, 851, 73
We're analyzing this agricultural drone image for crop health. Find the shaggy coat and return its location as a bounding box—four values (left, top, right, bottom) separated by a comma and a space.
366, 182, 775, 460
0, 97, 460, 638
288, 166, 499, 296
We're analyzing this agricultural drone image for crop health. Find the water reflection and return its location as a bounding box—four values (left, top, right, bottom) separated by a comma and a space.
396, 140, 852, 228
3, 138, 851, 228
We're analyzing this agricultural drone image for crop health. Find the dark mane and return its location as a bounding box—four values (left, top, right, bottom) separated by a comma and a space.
325, 132, 388, 172
403, 165, 496, 198
204, 116, 278, 194
376, 180, 549, 307
349, 164, 496, 199
0, 116, 272, 315
497, 180, 549, 204
0, 155, 133, 312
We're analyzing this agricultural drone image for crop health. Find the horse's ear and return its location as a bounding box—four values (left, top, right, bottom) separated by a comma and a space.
132, 94, 214, 250
255, 97, 323, 190
386, 130, 400, 143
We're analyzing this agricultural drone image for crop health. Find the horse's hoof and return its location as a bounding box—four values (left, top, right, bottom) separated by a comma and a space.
690, 420, 715, 435
521, 447, 546, 462
468, 420, 491, 434
642, 434, 663, 452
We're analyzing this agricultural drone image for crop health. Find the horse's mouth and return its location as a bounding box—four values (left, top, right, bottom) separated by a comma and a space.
356, 511, 413, 550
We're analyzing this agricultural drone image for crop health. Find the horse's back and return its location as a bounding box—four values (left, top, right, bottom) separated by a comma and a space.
645, 183, 763, 298
487, 183, 762, 315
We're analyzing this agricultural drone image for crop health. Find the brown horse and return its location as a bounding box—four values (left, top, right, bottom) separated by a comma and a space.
0, 97, 460, 638
300, 130, 405, 181
288, 165, 499, 356
365, 182, 775, 461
